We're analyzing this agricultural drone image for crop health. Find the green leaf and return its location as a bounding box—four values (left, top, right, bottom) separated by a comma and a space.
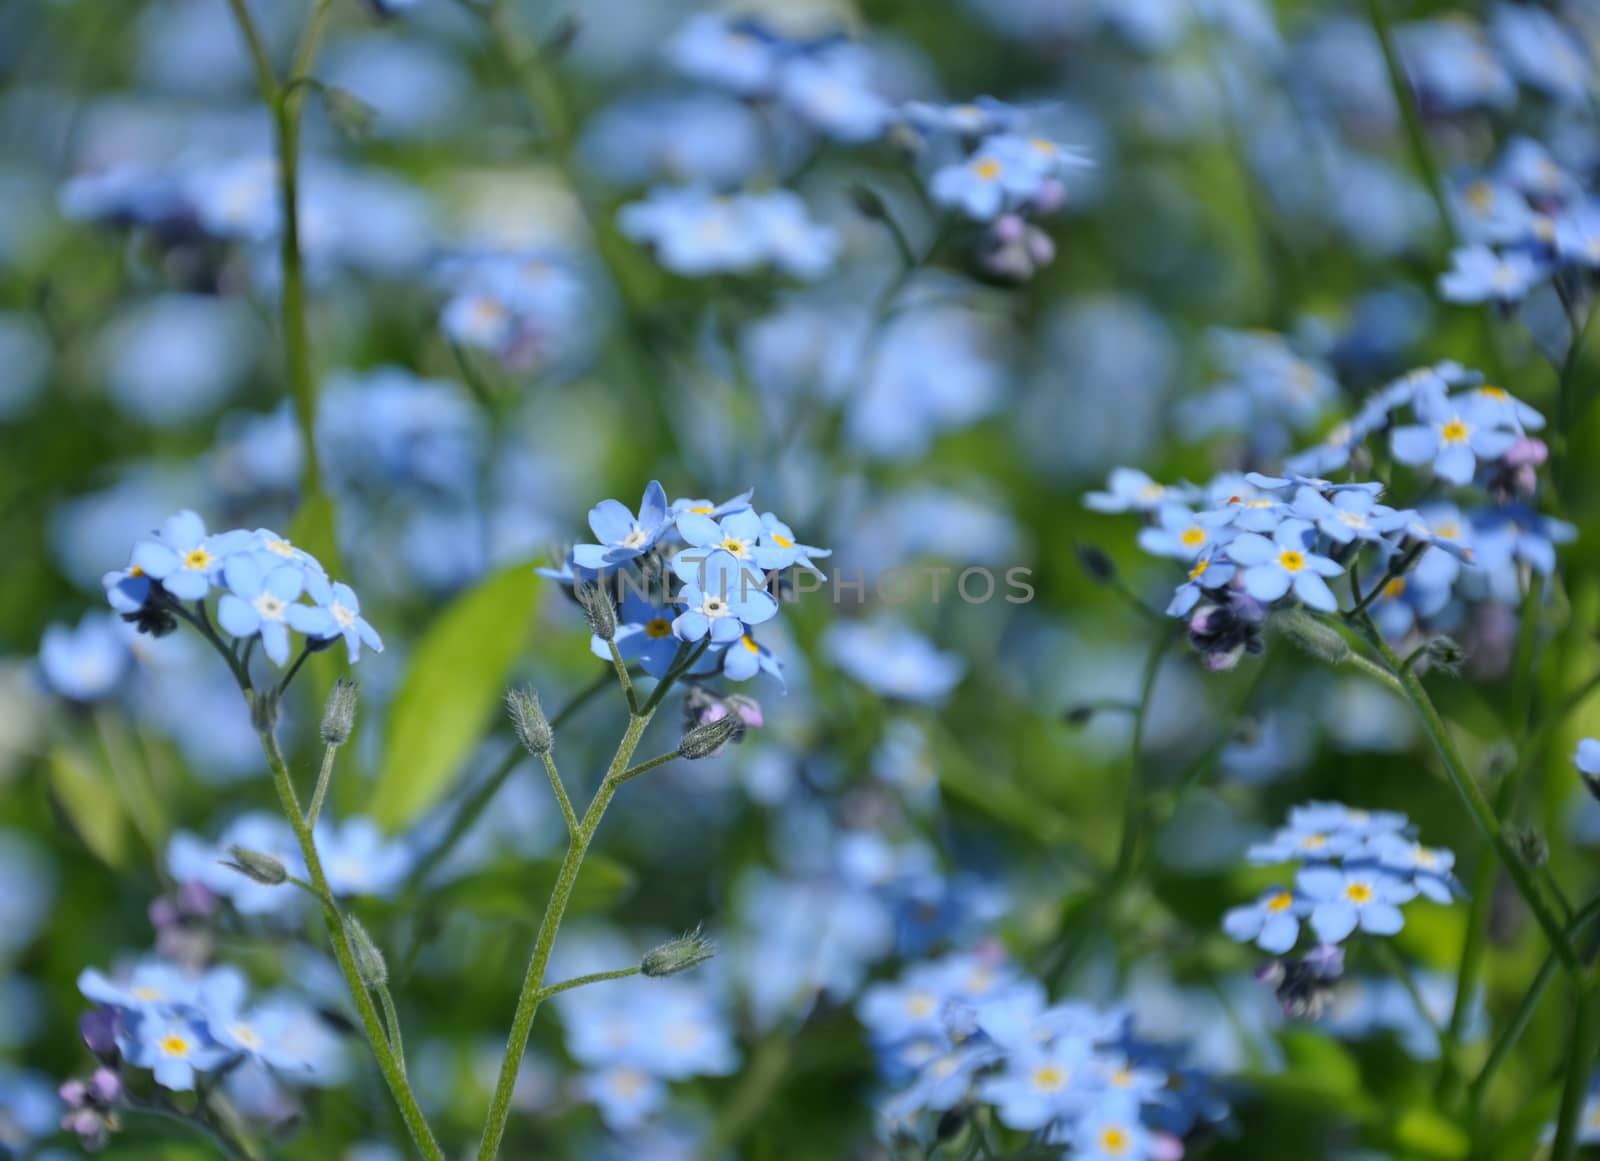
369, 562, 541, 830
1392, 1106, 1470, 1160
49, 745, 129, 868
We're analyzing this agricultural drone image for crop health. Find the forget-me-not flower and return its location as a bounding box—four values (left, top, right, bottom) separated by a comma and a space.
1297, 865, 1418, 943
216, 555, 314, 666
671, 549, 779, 644
1221, 887, 1307, 954
1438, 244, 1543, 304
1391, 392, 1518, 485
1224, 519, 1344, 611
131, 510, 251, 601
572, 481, 671, 570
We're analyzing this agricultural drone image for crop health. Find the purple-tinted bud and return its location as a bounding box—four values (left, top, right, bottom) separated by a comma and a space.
1253, 960, 1285, 986
59, 1079, 88, 1108
1025, 229, 1056, 266
1304, 942, 1345, 979
176, 880, 218, 917
90, 1067, 123, 1104
993, 213, 1026, 244
1031, 178, 1067, 214
80, 1007, 120, 1062
724, 694, 764, 729
1503, 436, 1548, 468
148, 897, 179, 930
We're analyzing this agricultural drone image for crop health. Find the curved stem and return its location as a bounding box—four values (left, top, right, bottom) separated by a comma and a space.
305, 741, 337, 829
615, 747, 682, 785
535, 965, 640, 1003
1359, 618, 1580, 977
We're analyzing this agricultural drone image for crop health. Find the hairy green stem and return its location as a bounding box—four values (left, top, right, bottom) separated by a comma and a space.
615, 748, 683, 785
258, 728, 444, 1160
535, 965, 641, 1003
541, 751, 578, 835
305, 741, 337, 829
607, 639, 639, 714
475, 709, 655, 1160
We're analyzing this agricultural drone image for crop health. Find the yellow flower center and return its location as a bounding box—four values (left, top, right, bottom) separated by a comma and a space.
265, 538, 296, 558
720, 537, 750, 558
1110, 1068, 1134, 1087
160, 1034, 191, 1057
688, 505, 712, 514
772, 534, 794, 548
1480, 385, 1507, 400
1266, 891, 1295, 912
1278, 550, 1306, 572
1383, 577, 1407, 600
129, 565, 145, 578
975, 158, 1003, 180
183, 548, 212, 571
906, 992, 936, 1018
645, 618, 673, 639
1440, 419, 1471, 443
1345, 882, 1374, 904
1187, 559, 1209, 581
1180, 527, 1206, 548
132, 985, 163, 1001
741, 635, 759, 653
1100, 1127, 1131, 1155
1302, 833, 1328, 849
1465, 181, 1494, 210
1032, 1065, 1067, 1090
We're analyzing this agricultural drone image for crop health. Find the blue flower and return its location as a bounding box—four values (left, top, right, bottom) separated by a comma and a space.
668, 12, 784, 97
670, 489, 754, 520
901, 97, 1021, 140
131, 510, 251, 602
978, 1036, 1095, 1130
79, 962, 200, 1014
38, 613, 130, 702
1223, 519, 1344, 611
1361, 833, 1463, 904
824, 619, 966, 704
1221, 887, 1307, 953
298, 580, 384, 663
576, 1066, 664, 1132
778, 45, 892, 144
216, 555, 313, 666
929, 147, 1030, 221
1074, 1101, 1153, 1161
670, 550, 778, 644
1391, 392, 1518, 485
123, 1010, 230, 1091
313, 818, 412, 899
1289, 486, 1410, 546
718, 633, 785, 687
759, 512, 830, 571
1138, 503, 1231, 561
1084, 468, 1194, 514
1296, 865, 1417, 943
599, 591, 683, 679
572, 481, 671, 570
675, 507, 793, 573
1247, 802, 1405, 863
1165, 549, 1237, 617
1438, 244, 1544, 304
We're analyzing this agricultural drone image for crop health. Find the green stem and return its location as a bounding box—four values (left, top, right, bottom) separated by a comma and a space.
607, 639, 639, 714
1112, 633, 1172, 882
259, 729, 444, 1161
378, 986, 408, 1076
274, 644, 314, 701
535, 965, 641, 1003
615, 748, 682, 785
305, 742, 337, 829
1363, 0, 1457, 247
123, 1097, 258, 1161
696, 1034, 792, 1161
1360, 619, 1580, 977
475, 709, 658, 1160
1551, 987, 1600, 1161
540, 751, 578, 835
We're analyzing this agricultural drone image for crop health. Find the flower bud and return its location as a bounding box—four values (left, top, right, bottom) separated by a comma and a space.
80, 1008, 120, 1063
1062, 704, 1096, 727
848, 183, 891, 221
321, 678, 359, 747
641, 926, 716, 977
1075, 544, 1117, 585
222, 845, 287, 886
1425, 635, 1465, 673
680, 714, 741, 760
1273, 609, 1350, 666
506, 686, 553, 755
577, 582, 616, 642
1507, 823, 1549, 868
345, 916, 388, 987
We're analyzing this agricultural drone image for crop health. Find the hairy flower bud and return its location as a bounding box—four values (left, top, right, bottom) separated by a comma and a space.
1507, 823, 1549, 868
321, 678, 359, 747
577, 582, 617, 642
507, 686, 553, 755
1075, 544, 1118, 586
222, 845, 287, 886
345, 916, 388, 987
680, 714, 741, 760
641, 926, 716, 977
1273, 609, 1350, 666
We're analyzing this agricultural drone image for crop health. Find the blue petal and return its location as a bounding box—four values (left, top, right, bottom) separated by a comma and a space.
1311, 901, 1358, 943
588, 499, 637, 545
217, 594, 260, 638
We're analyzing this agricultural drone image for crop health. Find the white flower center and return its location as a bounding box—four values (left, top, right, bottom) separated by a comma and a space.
331, 602, 357, 629
621, 527, 649, 549
253, 593, 287, 621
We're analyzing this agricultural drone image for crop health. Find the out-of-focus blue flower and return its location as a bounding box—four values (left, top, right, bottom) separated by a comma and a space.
1290, 486, 1410, 545
577, 1066, 664, 1131
38, 613, 131, 702
930, 133, 1087, 221
779, 45, 892, 143
824, 619, 965, 704
1362, 832, 1462, 904
1247, 802, 1406, 864
671, 550, 778, 644
319, 34, 468, 141
168, 813, 305, 917
1224, 519, 1344, 611
979, 1037, 1094, 1130
582, 92, 766, 189
1137, 503, 1231, 561
901, 97, 1022, 140
1490, 3, 1589, 104
1438, 244, 1543, 304
667, 12, 784, 97
1085, 468, 1190, 514
1296, 865, 1417, 942
1074, 1100, 1154, 1161
98, 295, 259, 428
1222, 887, 1306, 953
318, 367, 484, 501
122, 1010, 230, 1091
619, 187, 838, 278
79, 962, 200, 1014
1396, 18, 1516, 113
313, 818, 412, 899
573, 481, 671, 570
199, 967, 342, 1079
437, 252, 591, 375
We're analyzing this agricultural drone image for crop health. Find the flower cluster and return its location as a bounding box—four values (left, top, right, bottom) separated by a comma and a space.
861, 948, 1227, 1159
1223, 802, 1460, 982
102, 511, 380, 666
72, 958, 342, 1100
437, 251, 591, 374
619, 188, 839, 279
548, 482, 827, 689
1088, 362, 1569, 666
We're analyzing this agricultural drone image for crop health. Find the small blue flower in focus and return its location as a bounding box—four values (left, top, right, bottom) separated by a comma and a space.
1289, 486, 1410, 546
216, 555, 314, 666
1296, 865, 1417, 943
1224, 518, 1345, 612
123, 1010, 230, 1091
674, 508, 791, 572
131, 510, 252, 602
1391, 391, 1518, 485
297, 580, 384, 664
670, 550, 779, 644
572, 481, 671, 571
601, 591, 683, 679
